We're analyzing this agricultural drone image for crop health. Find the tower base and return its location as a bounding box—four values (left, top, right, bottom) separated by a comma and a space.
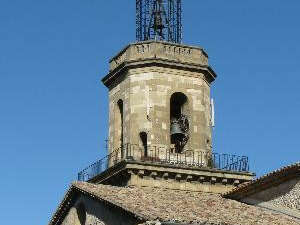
89, 160, 254, 194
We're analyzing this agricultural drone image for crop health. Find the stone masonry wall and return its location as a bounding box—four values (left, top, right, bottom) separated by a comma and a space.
128, 66, 212, 151
108, 65, 212, 157
108, 72, 130, 154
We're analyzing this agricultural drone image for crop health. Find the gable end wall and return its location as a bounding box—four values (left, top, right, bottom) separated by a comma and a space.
61, 195, 141, 225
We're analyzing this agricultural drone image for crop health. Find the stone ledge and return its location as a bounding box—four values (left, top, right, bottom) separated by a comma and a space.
90, 161, 254, 194
102, 59, 216, 88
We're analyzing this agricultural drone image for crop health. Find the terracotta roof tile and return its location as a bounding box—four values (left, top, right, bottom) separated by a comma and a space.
71, 182, 299, 225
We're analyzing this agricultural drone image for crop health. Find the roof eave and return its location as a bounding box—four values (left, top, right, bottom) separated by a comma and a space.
48, 182, 148, 225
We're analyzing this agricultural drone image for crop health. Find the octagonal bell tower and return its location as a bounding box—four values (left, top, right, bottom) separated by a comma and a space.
103, 41, 216, 157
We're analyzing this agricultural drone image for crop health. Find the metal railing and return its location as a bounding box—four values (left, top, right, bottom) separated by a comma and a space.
78, 143, 250, 182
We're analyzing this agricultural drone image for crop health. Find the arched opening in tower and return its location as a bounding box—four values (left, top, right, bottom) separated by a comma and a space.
114, 99, 124, 151
139, 132, 148, 157
170, 92, 189, 153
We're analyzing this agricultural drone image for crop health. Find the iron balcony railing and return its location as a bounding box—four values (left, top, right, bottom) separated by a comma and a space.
78, 143, 250, 182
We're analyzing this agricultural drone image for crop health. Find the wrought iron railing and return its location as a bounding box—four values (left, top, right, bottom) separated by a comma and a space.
78, 144, 250, 182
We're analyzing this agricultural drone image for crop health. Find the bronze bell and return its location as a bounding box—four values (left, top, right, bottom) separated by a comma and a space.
170, 120, 185, 136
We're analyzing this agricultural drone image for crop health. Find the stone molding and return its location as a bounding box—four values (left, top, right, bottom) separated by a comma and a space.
102, 41, 217, 88
91, 161, 254, 194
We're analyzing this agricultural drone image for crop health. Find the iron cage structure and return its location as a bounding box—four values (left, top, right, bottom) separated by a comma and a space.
136, 0, 182, 43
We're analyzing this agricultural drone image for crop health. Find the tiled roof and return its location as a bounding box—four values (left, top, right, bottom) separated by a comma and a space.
50, 181, 300, 225
223, 162, 300, 199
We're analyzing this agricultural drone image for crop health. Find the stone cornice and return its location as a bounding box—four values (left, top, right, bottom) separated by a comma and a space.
90, 160, 254, 193
101, 41, 217, 88
102, 59, 216, 88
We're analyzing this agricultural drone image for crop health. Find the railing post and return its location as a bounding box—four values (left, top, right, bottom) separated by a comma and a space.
126, 143, 129, 159
192, 151, 195, 166
165, 147, 168, 163
120, 144, 123, 160
198, 151, 201, 167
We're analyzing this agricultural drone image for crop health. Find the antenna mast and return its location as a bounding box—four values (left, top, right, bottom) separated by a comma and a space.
136, 0, 182, 43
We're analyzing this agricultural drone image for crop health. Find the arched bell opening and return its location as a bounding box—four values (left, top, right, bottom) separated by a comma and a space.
139, 132, 148, 158
170, 92, 189, 153
114, 99, 124, 153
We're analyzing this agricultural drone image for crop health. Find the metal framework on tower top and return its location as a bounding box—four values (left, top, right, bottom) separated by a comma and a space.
136, 0, 182, 43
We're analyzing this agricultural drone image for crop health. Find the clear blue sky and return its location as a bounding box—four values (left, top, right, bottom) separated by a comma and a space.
1, 1, 299, 224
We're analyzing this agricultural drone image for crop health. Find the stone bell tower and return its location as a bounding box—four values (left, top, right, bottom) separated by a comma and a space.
78, 0, 254, 193
102, 41, 216, 156
103, 0, 216, 156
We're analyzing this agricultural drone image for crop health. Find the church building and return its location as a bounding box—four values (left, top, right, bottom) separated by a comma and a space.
48, 1, 300, 225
